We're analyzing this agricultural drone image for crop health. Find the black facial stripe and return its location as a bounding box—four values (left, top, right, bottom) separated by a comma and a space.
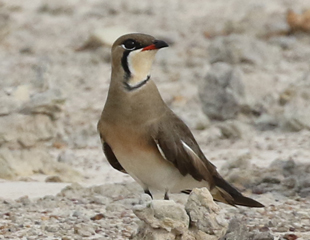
120, 43, 148, 80
121, 50, 131, 79
120, 40, 153, 88
123, 75, 150, 91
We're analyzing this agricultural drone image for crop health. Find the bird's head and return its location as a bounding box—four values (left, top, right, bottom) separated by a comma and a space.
111, 33, 168, 91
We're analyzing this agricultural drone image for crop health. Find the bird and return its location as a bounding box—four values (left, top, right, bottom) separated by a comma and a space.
97, 33, 264, 208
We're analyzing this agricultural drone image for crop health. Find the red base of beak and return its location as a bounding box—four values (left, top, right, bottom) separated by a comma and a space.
142, 44, 157, 51
142, 40, 169, 51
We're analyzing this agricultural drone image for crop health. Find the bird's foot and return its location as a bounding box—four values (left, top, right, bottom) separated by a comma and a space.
144, 189, 153, 199
164, 191, 169, 200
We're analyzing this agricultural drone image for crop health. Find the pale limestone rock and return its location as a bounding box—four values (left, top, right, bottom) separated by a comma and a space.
185, 188, 228, 239
134, 200, 189, 234
132, 188, 228, 239
133, 229, 176, 240
216, 120, 253, 139
0, 149, 16, 179
74, 223, 95, 237
199, 62, 245, 121
219, 153, 262, 187
283, 94, 310, 131
20, 88, 66, 119
0, 147, 81, 182
0, 94, 19, 116
12, 84, 31, 102
0, 114, 56, 147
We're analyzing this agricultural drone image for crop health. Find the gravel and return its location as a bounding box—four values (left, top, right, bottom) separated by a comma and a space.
0, 182, 309, 239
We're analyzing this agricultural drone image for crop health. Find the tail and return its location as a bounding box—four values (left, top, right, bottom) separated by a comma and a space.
211, 175, 264, 207
182, 176, 264, 208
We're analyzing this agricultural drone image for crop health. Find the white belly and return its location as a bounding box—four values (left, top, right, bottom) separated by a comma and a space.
113, 145, 209, 194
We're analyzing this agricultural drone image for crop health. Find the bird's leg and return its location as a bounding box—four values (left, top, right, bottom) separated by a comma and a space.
164, 190, 169, 200
144, 189, 153, 199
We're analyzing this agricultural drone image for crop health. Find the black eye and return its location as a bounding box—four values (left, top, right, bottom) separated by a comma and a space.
122, 39, 136, 50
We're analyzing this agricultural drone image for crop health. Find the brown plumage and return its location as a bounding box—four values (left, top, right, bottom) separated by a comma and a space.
97, 33, 264, 208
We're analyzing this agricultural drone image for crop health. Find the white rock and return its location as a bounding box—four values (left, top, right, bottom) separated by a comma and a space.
12, 84, 31, 102
134, 200, 189, 234
133, 189, 228, 239
185, 188, 228, 238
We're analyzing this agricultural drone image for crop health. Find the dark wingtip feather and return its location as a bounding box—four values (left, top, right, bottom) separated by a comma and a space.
181, 188, 264, 208
233, 195, 264, 208
213, 175, 264, 208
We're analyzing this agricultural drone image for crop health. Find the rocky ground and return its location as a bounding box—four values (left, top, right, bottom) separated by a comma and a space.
1, 0, 310, 239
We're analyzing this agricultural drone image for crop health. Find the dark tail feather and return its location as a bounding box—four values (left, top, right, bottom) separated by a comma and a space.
232, 193, 264, 208
213, 175, 264, 208
181, 177, 264, 208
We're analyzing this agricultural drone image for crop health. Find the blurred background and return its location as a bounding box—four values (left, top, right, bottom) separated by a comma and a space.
0, 0, 310, 197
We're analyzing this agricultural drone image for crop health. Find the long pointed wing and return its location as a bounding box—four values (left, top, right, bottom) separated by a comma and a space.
150, 112, 264, 208
150, 112, 216, 185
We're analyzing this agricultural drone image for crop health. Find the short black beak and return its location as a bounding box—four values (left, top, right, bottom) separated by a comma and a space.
142, 40, 169, 51
153, 40, 169, 49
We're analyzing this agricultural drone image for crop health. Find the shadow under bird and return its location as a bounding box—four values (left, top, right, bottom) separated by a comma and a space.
97, 33, 264, 208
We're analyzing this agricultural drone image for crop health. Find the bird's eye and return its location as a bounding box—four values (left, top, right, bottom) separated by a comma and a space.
122, 39, 136, 50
